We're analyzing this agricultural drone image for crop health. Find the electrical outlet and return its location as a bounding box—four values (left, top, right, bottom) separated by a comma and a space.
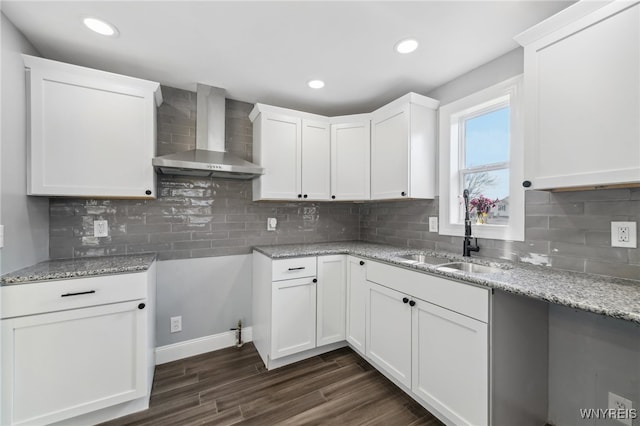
170, 316, 182, 333
428, 217, 438, 233
267, 217, 277, 231
611, 222, 637, 248
93, 220, 109, 238
0, 225, 4, 248
608, 392, 634, 426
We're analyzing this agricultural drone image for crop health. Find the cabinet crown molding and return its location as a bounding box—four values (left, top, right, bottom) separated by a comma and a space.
22, 54, 163, 106
514, 0, 635, 46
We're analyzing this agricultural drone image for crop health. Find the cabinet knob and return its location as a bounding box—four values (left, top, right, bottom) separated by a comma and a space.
331, 195, 336, 200
401, 191, 406, 197
145, 190, 152, 195
359, 260, 365, 266
138, 303, 146, 310
409, 300, 416, 307
298, 194, 302, 198
522, 180, 532, 188
303, 194, 308, 199
312, 278, 317, 283
402, 297, 409, 304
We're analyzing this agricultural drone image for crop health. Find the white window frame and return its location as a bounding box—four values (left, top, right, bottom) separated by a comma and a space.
438, 75, 524, 241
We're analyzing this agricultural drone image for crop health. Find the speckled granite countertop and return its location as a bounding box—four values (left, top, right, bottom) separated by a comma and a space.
0, 254, 157, 285
253, 241, 640, 324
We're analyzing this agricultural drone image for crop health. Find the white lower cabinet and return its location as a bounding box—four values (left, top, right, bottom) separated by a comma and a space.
412, 298, 488, 426
346, 256, 367, 353
1, 265, 156, 426
316, 255, 346, 346
364, 260, 490, 426
254, 253, 548, 426
366, 282, 412, 388
252, 252, 347, 369
271, 277, 317, 359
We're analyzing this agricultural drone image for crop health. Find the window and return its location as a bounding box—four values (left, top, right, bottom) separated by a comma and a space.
439, 76, 524, 241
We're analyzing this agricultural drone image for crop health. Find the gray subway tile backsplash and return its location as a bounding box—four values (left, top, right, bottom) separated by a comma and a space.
48, 86, 639, 280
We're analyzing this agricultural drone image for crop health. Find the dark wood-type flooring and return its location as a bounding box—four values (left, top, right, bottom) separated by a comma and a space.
100, 343, 444, 426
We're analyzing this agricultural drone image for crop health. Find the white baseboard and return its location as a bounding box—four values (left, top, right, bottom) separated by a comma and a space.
155, 327, 253, 365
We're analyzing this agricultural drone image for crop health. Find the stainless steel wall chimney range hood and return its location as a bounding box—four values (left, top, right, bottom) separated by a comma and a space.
152, 84, 264, 179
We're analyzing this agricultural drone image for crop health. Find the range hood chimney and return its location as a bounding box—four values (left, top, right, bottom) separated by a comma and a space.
152, 84, 264, 179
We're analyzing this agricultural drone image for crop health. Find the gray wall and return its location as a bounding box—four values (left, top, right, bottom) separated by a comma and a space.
548, 305, 639, 426
156, 254, 252, 346
1, 13, 49, 274
49, 89, 360, 261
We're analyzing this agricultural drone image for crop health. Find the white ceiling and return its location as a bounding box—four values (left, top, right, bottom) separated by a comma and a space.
2, 1, 572, 116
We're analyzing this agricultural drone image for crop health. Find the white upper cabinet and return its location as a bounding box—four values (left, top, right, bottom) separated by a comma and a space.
516, 1, 640, 190
251, 105, 327, 201
24, 55, 162, 199
301, 120, 331, 200
251, 110, 302, 200
331, 117, 371, 201
370, 93, 439, 200
250, 93, 436, 202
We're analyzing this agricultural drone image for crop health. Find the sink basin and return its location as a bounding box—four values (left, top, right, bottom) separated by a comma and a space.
437, 262, 504, 274
398, 254, 450, 265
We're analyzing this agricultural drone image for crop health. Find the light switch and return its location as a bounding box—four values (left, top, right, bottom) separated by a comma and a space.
0, 225, 4, 248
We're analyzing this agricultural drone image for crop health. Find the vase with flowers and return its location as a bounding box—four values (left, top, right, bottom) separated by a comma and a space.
468, 194, 500, 224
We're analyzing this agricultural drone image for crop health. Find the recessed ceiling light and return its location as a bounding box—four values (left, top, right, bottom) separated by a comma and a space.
307, 80, 325, 89
395, 38, 418, 54
83, 17, 119, 37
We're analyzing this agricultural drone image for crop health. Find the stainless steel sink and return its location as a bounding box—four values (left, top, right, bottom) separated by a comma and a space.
398, 254, 450, 265
436, 262, 505, 274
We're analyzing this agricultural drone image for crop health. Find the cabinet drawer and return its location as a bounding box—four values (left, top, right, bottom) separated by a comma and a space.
1, 272, 148, 319
366, 261, 489, 322
272, 257, 317, 281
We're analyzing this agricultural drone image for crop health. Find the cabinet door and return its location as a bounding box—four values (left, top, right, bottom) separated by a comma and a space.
523, 2, 640, 189
370, 104, 410, 200
271, 277, 316, 359
301, 120, 331, 200
346, 257, 367, 353
257, 113, 302, 199
331, 121, 370, 200
366, 281, 412, 388
26, 59, 157, 198
412, 299, 488, 426
316, 255, 346, 346
1, 301, 147, 426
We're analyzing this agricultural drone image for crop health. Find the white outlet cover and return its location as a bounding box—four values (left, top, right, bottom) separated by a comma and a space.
0, 225, 4, 248
93, 220, 109, 237
428, 217, 438, 233
170, 316, 182, 333
267, 217, 277, 231
608, 392, 633, 426
611, 221, 637, 248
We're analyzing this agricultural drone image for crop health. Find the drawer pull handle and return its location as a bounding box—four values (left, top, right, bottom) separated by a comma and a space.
138, 303, 146, 310
288, 267, 306, 271
61, 290, 96, 298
